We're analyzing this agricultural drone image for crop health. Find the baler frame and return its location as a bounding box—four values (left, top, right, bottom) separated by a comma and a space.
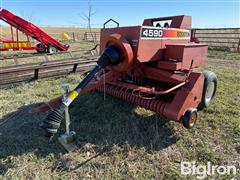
33, 15, 217, 138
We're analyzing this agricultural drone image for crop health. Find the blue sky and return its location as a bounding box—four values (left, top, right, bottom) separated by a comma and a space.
1, 0, 239, 28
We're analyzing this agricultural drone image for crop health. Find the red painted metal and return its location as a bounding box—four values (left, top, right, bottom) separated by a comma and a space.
31, 71, 120, 114
0, 8, 69, 52
103, 34, 134, 72
142, 15, 192, 29
34, 15, 209, 124
164, 44, 208, 70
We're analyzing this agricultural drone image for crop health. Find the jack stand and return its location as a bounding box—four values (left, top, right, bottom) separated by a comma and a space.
58, 83, 78, 152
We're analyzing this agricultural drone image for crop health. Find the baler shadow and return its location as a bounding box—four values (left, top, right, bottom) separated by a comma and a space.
0, 92, 179, 174
0, 103, 64, 159
0, 103, 65, 175
70, 92, 179, 151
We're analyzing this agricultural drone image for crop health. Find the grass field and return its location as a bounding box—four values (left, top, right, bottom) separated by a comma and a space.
0, 45, 240, 179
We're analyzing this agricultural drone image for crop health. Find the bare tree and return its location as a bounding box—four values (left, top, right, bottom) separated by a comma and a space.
20, 10, 40, 25
81, 1, 98, 47
20, 10, 40, 42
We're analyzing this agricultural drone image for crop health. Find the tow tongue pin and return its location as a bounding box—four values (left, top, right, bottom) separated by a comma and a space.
41, 45, 121, 138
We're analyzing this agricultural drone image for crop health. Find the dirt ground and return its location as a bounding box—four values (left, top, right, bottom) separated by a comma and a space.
0, 41, 239, 179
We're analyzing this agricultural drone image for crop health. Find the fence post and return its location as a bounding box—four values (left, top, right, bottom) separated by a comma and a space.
73, 64, 78, 73
72, 32, 76, 42
34, 69, 39, 80
238, 39, 240, 53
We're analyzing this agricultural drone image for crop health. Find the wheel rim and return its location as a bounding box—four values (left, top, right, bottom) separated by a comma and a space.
205, 81, 215, 104
189, 111, 197, 127
49, 46, 57, 53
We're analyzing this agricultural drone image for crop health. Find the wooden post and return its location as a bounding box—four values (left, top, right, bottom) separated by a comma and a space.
16, 27, 19, 49
34, 69, 39, 80
73, 64, 78, 73
238, 39, 240, 53
72, 32, 76, 42
10, 25, 14, 41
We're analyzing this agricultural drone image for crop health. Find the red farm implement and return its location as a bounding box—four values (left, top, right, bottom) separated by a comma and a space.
0, 8, 69, 53
33, 15, 217, 138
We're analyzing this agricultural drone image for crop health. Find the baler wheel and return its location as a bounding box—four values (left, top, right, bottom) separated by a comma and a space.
48, 45, 58, 54
182, 108, 197, 129
198, 71, 217, 110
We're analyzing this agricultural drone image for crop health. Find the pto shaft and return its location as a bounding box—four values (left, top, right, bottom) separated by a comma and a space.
41, 45, 121, 137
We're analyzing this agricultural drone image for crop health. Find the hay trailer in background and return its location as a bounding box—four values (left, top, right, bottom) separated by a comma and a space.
0, 8, 69, 53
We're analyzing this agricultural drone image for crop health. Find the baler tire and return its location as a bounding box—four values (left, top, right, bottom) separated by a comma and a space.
182, 108, 197, 129
48, 45, 58, 54
36, 43, 46, 53
198, 71, 218, 110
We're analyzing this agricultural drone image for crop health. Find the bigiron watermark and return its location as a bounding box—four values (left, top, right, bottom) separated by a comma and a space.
181, 161, 238, 179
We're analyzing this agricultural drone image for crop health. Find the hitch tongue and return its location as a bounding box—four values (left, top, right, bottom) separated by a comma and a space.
41, 45, 121, 138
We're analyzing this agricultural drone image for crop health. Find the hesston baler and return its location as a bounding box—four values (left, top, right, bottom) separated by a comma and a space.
0, 8, 69, 53
33, 15, 217, 137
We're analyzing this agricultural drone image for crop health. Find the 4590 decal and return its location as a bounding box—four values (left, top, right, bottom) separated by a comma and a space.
141, 28, 163, 39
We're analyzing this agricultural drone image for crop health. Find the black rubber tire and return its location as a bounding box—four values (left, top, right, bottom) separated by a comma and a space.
182, 108, 198, 129
198, 71, 217, 110
36, 43, 46, 53
48, 45, 58, 54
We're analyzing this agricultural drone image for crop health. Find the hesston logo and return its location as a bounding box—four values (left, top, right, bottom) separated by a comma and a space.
177, 31, 190, 37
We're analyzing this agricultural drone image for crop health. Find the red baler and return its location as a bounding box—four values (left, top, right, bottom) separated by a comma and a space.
34, 15, 217, 137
